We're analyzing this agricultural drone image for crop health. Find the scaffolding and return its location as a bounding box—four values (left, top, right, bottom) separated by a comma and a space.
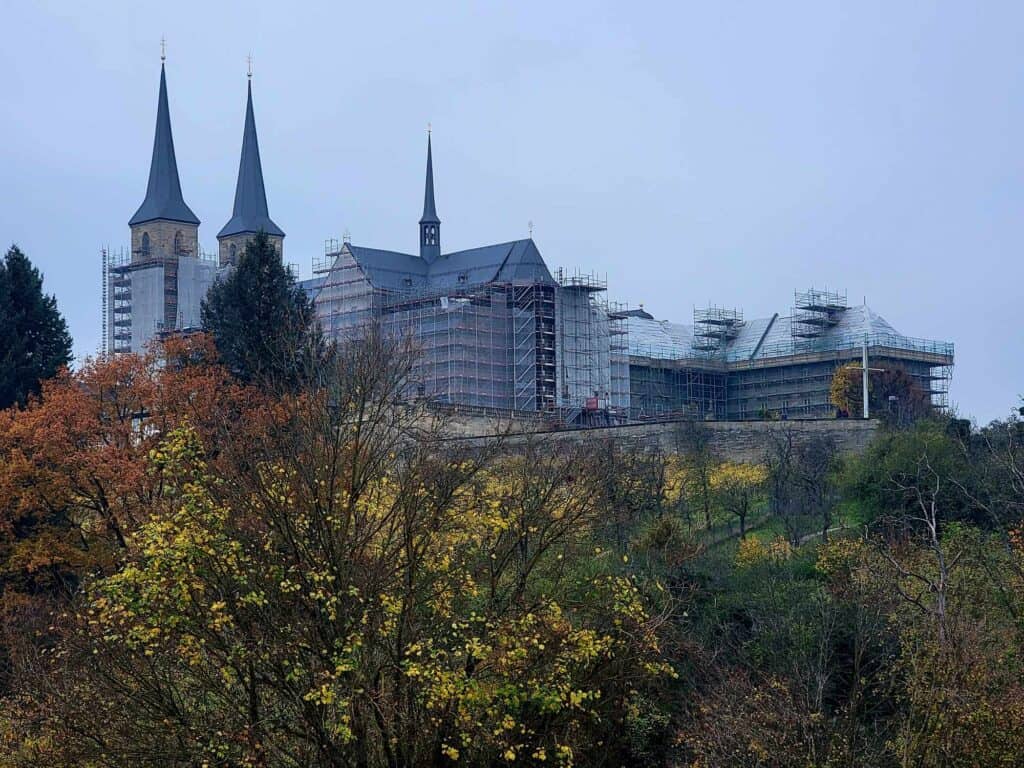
792, 288, 847, 339
309, 241, 626, 422
607, 300, 631, 420
555, 269, 616, 421
625, 284, 953, 420
310, 243, 955, 422
694, 305, 744, 353
100, 248, 109, 353
104, 246, 218, 355
627, 362, 727, 420
107, 247, 133, 354
725, 351, 953, 419
624, 310, 728, 420
313, 241, 569, 415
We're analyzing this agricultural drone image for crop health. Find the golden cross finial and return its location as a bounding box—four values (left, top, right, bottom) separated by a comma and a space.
247, 53, 253, 79
427, 122, 432, 136
528, 220, 534, 238
160, 36, 166, 63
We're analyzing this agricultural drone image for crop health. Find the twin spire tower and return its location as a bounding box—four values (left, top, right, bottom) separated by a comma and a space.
129, 51, 283, 270
130, 49, 440, 268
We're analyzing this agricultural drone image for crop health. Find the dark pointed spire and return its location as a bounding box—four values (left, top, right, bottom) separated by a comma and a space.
218, 77, 284, 238
419, 129, 440, 262
129, 63, 199, 226
420, 132, 440, 225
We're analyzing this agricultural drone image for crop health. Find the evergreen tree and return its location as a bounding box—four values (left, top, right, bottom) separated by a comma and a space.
201, 232, 322, 390
0, 245, 73, 409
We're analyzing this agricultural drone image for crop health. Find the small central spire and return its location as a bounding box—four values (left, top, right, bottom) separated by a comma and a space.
419, 129, 441, 263
420, 131, 440, 225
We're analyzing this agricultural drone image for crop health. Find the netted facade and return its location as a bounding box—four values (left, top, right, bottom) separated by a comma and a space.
105, 245, 220, 354
106, 62, 954, 422
307, 241, 628, 420
104, 61, 282, 356
626, 290, 953, 420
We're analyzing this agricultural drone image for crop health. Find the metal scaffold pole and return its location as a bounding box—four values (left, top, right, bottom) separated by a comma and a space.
862, 334, 869, 419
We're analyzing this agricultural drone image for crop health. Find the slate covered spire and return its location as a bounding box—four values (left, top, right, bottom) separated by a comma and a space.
218, 78, 284, 239
129, 63, 199, 226
419, 131, 440, 263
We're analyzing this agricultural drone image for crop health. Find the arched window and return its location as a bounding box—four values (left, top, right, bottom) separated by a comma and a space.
174, 230, 183, 256
229, 243, 237, 262
141, 232, 150, 257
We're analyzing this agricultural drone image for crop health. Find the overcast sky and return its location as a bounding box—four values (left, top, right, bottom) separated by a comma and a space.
2, 1, 1021, 423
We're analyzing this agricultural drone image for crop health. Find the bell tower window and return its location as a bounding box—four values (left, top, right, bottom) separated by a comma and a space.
422, 224, 438, 246
174, 230, 184, 256
141, 232, 151, 258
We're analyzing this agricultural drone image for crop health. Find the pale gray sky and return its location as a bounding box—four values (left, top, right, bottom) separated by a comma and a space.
2, 1, 1021, 423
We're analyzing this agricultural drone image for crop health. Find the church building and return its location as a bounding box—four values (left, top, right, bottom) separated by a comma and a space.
106, 56, 282, 355
104, 55, 953, 423
303, 134, 629, 416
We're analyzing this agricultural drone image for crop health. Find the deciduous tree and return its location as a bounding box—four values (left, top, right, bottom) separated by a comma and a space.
19, 333, 676, 768
711, 462, 767, 539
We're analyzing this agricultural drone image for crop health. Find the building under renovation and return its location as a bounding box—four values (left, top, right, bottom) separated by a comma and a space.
625, 290, 954, 420
104, 59, 283, 354
304, 139, 953, 422
303, 136, 630, 421
104, 58, 954, 422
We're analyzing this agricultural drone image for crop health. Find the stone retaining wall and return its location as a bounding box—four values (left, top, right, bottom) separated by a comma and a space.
439, 417, 879, 463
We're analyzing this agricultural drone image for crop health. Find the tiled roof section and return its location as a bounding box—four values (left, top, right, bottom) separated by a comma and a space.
129, 64, 199, 227
218, 80, 284, 238
338, 238, 556, 293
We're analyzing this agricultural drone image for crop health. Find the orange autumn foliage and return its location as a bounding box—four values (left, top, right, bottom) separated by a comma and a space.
0, 334, 270, 687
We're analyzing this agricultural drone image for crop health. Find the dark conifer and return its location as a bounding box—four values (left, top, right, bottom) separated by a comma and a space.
201, 231, 322, 390
0, 245, 73, 409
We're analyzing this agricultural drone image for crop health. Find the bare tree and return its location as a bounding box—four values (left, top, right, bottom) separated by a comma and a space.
765, 426, 799, 541
764, 429, 837, 544
674, 420, 718, 531
794, 435, 839, 543
873, 452, 964, 646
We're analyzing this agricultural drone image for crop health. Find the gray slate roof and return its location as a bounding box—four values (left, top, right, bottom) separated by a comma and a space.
334, 238, 556, 294
218, 81, 284, 238
129, 64, 200, 227
298, 275, 325, 303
